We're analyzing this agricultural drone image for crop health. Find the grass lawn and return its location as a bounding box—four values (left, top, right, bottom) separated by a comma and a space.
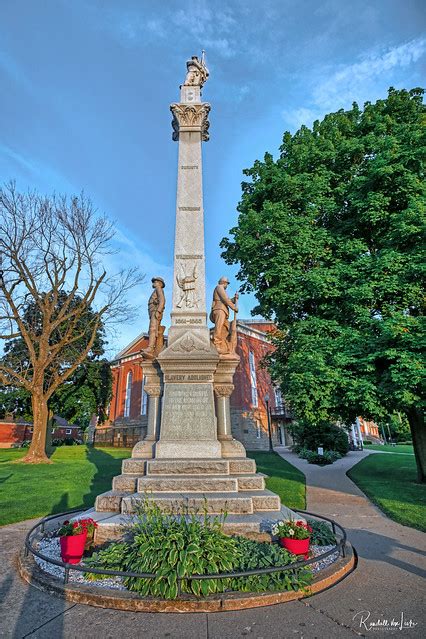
364, 444, 414, 454
0, 445, 131, 526
247, 451, 306, 510
348, 453, 426, 532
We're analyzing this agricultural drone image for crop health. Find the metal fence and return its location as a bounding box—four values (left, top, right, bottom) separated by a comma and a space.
24, 508, 347, 589
93, 426, 144, 448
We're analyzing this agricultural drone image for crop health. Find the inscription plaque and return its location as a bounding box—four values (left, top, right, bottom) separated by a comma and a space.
160, 383, 217, 440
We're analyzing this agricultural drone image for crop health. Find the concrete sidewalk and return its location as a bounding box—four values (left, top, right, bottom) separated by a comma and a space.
1, 450, 425, 639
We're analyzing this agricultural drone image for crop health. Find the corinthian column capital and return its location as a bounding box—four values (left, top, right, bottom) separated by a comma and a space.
214, 384, 234, 398
170, 103, 210, 141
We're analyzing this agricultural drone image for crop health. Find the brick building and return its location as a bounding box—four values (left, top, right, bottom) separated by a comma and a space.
96, 320, 294, 450
0, 417, 82, 448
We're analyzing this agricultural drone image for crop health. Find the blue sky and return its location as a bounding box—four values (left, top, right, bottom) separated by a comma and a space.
1, 0, 425, 356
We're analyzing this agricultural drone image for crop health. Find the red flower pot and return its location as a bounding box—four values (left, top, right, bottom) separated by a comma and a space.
280, 536, 310, 555
60, 530, 88, 564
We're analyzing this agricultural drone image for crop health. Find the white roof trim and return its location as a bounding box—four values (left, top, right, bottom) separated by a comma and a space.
113, 331, 149, 360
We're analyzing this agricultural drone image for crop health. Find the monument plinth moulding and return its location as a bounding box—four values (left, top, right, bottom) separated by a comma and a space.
91, 55, 298, 541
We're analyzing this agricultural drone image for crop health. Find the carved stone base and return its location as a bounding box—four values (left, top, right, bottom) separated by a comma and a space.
131, 440, 155, 459
155, 439, 222, 459
220, 438, 246, 458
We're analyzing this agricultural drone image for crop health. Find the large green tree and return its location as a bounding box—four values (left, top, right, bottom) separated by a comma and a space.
221, 88, 425, 481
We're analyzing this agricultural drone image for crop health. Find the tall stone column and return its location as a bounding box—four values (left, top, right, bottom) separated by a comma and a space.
214, 385, 234, 439
132, 360, 162, 459
214, 356, 246, 458
156, 57, 221, 459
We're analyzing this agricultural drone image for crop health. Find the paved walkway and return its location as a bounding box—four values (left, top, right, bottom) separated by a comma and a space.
1, 450, 425, 639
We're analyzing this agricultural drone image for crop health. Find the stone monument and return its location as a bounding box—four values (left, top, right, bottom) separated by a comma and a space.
91, 55, 298, 542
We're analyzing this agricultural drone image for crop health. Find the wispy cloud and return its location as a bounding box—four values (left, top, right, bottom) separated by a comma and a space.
0, 144, 75, 193
96, 2, 237, 59
283, 37, 426, 129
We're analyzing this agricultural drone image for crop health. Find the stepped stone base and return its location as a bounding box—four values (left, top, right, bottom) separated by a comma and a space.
89, 505, 300, 545
92, 454, 299, 541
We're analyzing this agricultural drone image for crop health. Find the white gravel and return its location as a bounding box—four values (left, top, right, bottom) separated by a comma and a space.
34, 537, 126, 590
309, 544, 340, 573
34, 536, 340, 591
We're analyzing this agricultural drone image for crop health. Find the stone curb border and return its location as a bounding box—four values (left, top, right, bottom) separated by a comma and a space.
17, 545, 356, 613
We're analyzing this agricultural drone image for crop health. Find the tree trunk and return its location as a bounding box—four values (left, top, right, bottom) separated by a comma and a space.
407, 407, 425, 483
21, 394, 52, 463
45, 408, 55, 455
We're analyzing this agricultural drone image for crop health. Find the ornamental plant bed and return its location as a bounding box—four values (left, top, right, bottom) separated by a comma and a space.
82, 500, 314, 599
25, 507, 345, 605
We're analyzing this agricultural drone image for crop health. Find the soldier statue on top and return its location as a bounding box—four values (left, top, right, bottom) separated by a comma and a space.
183, 51, 209, 88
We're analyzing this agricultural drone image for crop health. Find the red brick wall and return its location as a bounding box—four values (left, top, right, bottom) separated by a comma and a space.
231, 330, 276, 433
0, 422, 32, 447
108, 336, 149, 422
52, 426, 82, 440
0, 422, 82, 447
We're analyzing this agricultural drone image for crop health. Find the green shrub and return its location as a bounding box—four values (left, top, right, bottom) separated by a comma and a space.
229, 537, 312, 593
307, 519, 337, 546
297, 447, 310, 459
293, 421, 349, 456
85, 499, 312, 598
324, 450, 342, 462
305, 451, 332, 465
363, 440, 372, 445
305, 450, 341, 465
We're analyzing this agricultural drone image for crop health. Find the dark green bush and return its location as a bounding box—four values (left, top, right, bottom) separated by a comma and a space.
307, 519, 337, 546
85, 499, 312, 598
297, 446, 341, 464
305, 451, 331, 465
297, 447, 310, 459
363, 440, 372, 445
293, 421, 349, 456
229, 537, 312, 593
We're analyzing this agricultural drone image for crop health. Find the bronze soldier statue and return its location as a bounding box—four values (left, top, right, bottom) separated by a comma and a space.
143, 277, 166, 358
210, 276, 238, 354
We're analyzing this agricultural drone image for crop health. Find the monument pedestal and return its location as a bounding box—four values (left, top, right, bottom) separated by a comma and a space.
89, 54, 301, 544
155, 328, 222, 459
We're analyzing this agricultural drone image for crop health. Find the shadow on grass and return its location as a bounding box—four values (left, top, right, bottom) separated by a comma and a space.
81, 446, 127, 510
50, 491, 70, 516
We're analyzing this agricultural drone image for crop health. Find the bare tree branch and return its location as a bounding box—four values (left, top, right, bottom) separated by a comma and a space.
0, 182, 144, 462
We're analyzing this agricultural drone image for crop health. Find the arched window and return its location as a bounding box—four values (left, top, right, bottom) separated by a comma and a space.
124, 371, 132, 417
141, 375, 148, 415
249, 350, 258, 407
